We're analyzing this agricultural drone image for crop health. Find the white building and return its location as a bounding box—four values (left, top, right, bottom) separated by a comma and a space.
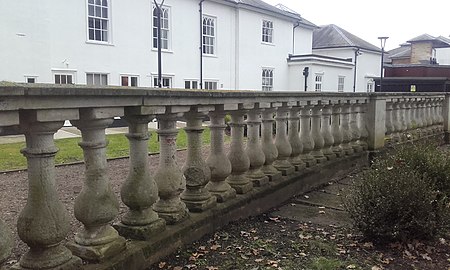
0, 0, 380, 92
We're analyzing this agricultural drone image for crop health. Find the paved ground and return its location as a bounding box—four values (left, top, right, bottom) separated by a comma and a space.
271, 175, 353, 227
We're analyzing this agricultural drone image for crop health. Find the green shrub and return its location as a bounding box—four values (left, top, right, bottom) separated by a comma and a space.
344, 152, 450, 243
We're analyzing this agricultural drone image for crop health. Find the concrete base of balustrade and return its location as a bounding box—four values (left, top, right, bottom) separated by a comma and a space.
293, 163, 306, 171
182, 196, 217, 213
80, 151, 368, 270
250, 175, 270, 187
264, 171, 283, 182
12, 256, 82, 270
67, 236, 126, 263
113, 219, 166, 241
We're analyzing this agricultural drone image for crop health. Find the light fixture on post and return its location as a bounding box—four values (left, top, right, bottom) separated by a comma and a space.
353, 48, 362, 92
378, 36, 389, 92
154, 0, 165, 88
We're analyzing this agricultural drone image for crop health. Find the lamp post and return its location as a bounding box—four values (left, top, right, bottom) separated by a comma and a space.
378, 36, 389, 92
154, 0, 165, 88
353, 48, 361, 92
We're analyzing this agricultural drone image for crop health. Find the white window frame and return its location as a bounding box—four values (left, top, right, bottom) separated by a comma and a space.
24, 76, 38, 83
315, 74, 323, 92
153, 76, 173, 88
86, 72, 108, 86
262, 68, 274, 91
121, 75, 139, 87
202, 16, 216, 55
262, 20, 273, 44
87, 0, 111, 43
204, 80, 218, 90
184, 80, 199, 89
367, 79, 374, 92
338, 76, 345, 92
152, 5, 171, 51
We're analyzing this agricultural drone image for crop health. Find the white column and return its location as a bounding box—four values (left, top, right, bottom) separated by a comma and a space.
288, 106, 306, 170
310, 104, 327, 163
115, 110, 165, 240
181, 109, 217, 212
300, 105, 317, 167
331, 104, 344, 157
245, 108, 269, 186
153, 113, 189, 224
70, 108, 126, 261
226, 109, 253, 194
261, 108, 283, 181
273, 105, 295, 175
340, 103, 354, 155
18, 110, 82, 269
321, 104, 336, 160
206, 108, 236, 202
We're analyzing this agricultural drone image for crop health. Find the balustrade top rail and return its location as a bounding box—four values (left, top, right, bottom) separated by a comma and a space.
0, 83, 446, 113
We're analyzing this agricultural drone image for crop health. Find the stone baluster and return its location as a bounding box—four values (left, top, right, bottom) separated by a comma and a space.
340, 102, 354, 155
115, 108, 165, 240
245, 107, 269, 186
0, 219, 12, 265
331, 103, 344, 157
399, 100, 408, 141
226, 108, 253, 194
288, 105, 306, 170
206, 106, 236, 202
273, 104, 295, 175
261, 108, 283, 181
310, 103, 327, 163
152, 112, 189, 224
300, 105, 317, 166
69, 108, 126, 262
431, 99, 440, 133
409, 99, 418, 139
349, 102, 363, 152
321, 103, 336, 160
359, 102, 369, 150
424, 99, 433, 135
385, 101, 394, 142
180, 108, 217, 212
16, 110, 82, 269
438, 98, 444, 131
416, 99, 425, 138
404, 99, 413, 139
392, 100, 402, 142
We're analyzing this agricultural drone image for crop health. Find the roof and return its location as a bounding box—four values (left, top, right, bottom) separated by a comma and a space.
222, 0, 317, 28
386, 44, 411, 62
407, 34, 450, 48
312, 24, 381, 52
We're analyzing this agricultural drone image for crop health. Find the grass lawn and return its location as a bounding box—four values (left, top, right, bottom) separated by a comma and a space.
0, 128, 212, 172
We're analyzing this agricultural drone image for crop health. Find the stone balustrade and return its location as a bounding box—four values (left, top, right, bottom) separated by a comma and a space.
0, 83, 449, 270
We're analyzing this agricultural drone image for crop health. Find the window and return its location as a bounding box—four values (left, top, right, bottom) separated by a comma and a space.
152, 6, 170, 50
87, 0, 109, 42
153, 77, 172, 88
338, 76, 345, 92
262, 69, 273, 91
262, 20, 273, 43
185, 80, 199, 89
202, 16, 215, 55
121, 75, 138, 87
55, 74, 73, 85
315, 74, 323, 91
204, 81, 218, 90
25, 76, 37, 83
367, 80, 374, 92
86, 73, 108, 86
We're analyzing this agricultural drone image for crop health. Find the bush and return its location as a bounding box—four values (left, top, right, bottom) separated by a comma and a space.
344, 148, 450, 243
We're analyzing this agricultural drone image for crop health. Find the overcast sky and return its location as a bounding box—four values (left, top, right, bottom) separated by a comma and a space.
263, 0, 449, 51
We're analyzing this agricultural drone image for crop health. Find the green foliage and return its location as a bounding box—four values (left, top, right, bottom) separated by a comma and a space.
344, 144, 450, 243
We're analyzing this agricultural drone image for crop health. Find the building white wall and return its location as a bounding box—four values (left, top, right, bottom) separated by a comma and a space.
312, 48, 381, 92
0, 0, 317, 91
436, 48, 450, 65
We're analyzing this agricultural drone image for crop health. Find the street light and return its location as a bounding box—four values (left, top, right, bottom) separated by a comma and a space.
378, 36, 389, 92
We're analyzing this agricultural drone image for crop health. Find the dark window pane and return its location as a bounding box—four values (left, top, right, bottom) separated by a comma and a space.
102, 8, 108, 18
185, 81, 190, 89
55, 75, 60, 84
89, 29, 94, 40
95, 6, 101, 17
102, 20, 107, 30
193, 81, 198, 89
88, 5, 94, 16
67, 75, 72, 84
131, 77, 137, 86
27, 78, 35, 83
61, 75, 67, 84
94, 19, 100, 28
121, 76, 128, 86
88, 18, 94, 27
89, 0, 94, 4
95, 0, 101, 5
95, 30, 101, 40
102, 0, 108, 7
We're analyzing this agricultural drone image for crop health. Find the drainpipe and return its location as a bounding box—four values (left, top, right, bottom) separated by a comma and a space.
353, 48, 361, 92
292, 21, 300, 55
199, 0, 206, 89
